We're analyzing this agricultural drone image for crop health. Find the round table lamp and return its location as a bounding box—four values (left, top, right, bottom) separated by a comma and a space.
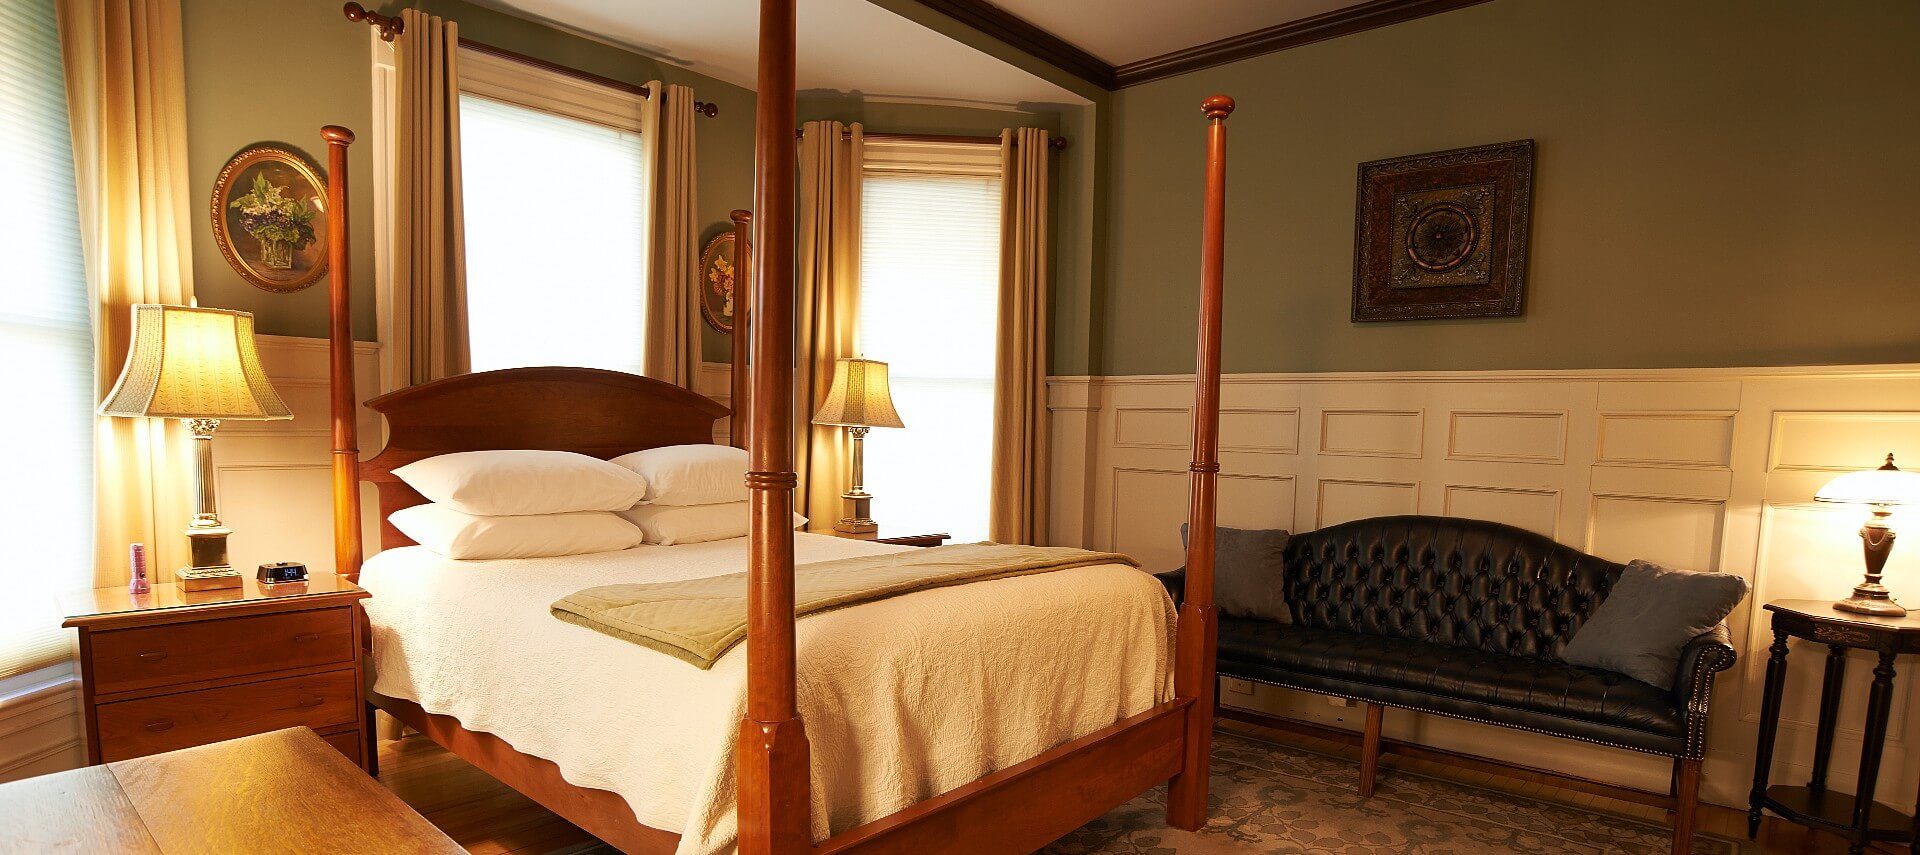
1815, 453, 1920, 616
811, 358, 904, 534
97, 305, 292, 590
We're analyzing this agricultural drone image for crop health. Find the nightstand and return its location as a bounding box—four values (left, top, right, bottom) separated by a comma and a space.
61, 574, 371, 771
810, 527, 950, 548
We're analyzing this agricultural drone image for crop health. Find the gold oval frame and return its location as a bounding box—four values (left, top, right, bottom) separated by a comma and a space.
699, 231, 745, 334
210, 144, 329, 293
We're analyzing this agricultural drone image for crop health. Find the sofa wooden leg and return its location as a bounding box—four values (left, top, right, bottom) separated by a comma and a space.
1358, 703, 1385, 798
1672, 757, 1701, 855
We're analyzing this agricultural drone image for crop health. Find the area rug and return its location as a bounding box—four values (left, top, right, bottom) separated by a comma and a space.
1041, 730, 1749, 854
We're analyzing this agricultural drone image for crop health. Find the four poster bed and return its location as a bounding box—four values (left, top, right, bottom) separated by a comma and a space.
316, 3, 1238, 851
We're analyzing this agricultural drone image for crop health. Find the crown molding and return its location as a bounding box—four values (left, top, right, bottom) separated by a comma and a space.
910, 0, 1492, 91
1111, 0, 1494, 87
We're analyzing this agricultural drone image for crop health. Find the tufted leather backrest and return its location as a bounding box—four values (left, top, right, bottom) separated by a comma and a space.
1282, 515, 1624, 660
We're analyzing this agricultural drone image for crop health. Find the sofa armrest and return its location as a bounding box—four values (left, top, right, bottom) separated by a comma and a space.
1154, 568, 1185, 608
1673, 623, 1738, 758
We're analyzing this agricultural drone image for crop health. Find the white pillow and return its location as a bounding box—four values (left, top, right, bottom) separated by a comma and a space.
610, 444, 749, 507
394, 450, 649, 516
390, 503, 643, 560
617, 501, 806, 546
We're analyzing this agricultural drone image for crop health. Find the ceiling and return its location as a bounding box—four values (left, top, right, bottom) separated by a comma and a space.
467, 0, 1088, 107
983, 0, 1370, 65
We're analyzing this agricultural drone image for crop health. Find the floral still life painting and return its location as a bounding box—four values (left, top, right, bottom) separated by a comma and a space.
701, 230, 744, 334
211, 144, 330, 292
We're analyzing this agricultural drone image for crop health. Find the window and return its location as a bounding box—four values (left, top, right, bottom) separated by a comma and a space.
457, 51, 649, 374
0, 0, 92, 678
858, 142, 1003, 543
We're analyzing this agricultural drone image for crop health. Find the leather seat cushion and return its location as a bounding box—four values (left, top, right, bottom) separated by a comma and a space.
1218, 617, 1685, 755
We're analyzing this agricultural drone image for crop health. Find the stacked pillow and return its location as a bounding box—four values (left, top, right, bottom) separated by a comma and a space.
609, 444, 806, 545
391, 450, 649, 559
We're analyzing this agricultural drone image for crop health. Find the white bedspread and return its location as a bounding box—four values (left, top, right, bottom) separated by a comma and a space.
360, 533, 1175, 855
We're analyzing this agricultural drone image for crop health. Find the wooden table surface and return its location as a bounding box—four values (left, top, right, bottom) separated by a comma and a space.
0, 727, 461, 854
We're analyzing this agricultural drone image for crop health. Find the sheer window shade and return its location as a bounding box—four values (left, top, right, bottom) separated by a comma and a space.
0, 0, 92, 677
858, 141, 1002, 542
459, 92, 649, 374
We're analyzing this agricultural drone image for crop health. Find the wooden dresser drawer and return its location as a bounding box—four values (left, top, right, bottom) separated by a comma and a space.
88, 607, 355, 695
94, 669, 359, 762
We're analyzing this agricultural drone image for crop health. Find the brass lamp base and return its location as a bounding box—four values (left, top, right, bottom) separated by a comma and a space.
835, 490, 877, 534
1836, 511, 1908, 617
176, 565, 242, 592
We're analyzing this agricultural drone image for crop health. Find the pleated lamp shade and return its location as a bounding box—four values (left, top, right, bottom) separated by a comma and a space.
812, 358, 904, 429
98, 305, 292, 420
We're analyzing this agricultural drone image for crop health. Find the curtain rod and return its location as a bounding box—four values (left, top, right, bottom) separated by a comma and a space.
342, 2, 720, 118
794, 128, 1069, 151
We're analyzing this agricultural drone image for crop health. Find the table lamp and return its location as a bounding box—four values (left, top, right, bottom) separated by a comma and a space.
98, 305, 292, 590
811, 358, 904, 533
1815, 453, 1920, 616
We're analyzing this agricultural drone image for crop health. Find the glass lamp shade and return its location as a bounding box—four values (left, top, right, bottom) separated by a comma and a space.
97, 305, 292, 420
1815, 454, 1920, 507
812, 357, 904, 429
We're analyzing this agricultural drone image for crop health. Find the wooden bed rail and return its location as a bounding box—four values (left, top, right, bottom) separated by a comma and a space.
738, 0, 809, 853
323, 125, 364, 583
729, 209, 752, 449
1166, 94, 1233, 831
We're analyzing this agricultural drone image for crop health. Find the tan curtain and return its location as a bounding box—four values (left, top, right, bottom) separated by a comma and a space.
990, 128, 1051, 545
795, 121, 863, 522
641, 81, 700, 386
393, 7, 468, 384
58, 0, 196, 584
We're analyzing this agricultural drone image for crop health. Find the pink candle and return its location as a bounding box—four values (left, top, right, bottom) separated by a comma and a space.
128, 543, 151, 595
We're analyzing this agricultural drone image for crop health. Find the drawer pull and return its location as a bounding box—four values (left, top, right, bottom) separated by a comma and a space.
137, 650, 168, 662
290, 632, 321, 643
294, 696, 325, 709
143, 719, 174, 733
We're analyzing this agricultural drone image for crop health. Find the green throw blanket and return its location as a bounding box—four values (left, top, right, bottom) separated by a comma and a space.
551, 542, 1138, 669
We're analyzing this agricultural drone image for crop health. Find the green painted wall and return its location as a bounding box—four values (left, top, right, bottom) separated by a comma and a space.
1094, 0, 1920, 375
181, 0, 756, 348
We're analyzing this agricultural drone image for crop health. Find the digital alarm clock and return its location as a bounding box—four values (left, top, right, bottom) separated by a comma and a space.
256, 562, 309, 584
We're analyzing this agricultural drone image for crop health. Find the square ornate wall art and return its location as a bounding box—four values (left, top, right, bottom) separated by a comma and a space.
1352, 140, 1534, 321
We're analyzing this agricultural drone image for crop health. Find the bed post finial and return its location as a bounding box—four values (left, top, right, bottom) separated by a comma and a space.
729, 209, 753, 451
736, 1, 811, 853
322, 124, 363, 583
1167, 94, 1232, 831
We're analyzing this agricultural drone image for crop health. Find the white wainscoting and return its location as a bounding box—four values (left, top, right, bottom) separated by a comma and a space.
1048, 365, 1920, 808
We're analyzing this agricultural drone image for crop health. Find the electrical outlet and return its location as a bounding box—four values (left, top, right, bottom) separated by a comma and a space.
1224, 678, 1254, 695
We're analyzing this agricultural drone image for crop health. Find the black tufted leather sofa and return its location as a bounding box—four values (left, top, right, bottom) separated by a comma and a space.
1157, 515, 1737, 852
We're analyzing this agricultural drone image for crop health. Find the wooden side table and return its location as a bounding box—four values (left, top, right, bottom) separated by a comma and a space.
1748, 599, 1920, 854
60, 574, 372, 772
809, 526, 950, 548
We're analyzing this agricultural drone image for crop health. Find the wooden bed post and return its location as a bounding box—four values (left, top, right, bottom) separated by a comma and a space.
737, 1, 810, 853
729, 209, 752, 450
1166, 94, 1233, 831
322, 125, 364, 583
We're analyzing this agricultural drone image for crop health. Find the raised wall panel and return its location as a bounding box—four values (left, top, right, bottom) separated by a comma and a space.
1113, 406, 1190, 449
1220, 474, 1296, 531
1586, 494, 1725, 570
1446, 410, 1566, 464
1109, 468, 1190, 570
1769, 411, 1920, 473
1319, 409, 1422, 458
1442, 485, 1560, 537
1596, 412, 1736, 469
1220, 407, 1299, 454
1316, 478, 1419, 528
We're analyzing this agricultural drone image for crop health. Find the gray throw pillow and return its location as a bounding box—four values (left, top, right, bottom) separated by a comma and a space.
1178, 524, 1291, 624
1561, 559, 1749, 688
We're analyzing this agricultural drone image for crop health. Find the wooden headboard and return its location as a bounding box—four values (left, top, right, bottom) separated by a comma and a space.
359, 366, 728, 551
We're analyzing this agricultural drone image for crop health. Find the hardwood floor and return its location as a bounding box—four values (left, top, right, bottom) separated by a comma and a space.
377, 721, 1900, 854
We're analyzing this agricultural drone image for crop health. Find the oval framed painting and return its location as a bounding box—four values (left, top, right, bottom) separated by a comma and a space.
211, 144, 329, 293
700, 231, 746, 334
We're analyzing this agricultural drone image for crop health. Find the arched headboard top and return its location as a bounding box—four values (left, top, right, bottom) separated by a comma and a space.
359, 366, 730, 550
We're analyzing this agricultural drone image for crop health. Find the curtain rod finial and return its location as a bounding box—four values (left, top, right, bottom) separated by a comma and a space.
343, 2, 403, 41
1201, 95, 1235, 120
321, 125, 356, 145
697, 101, 720, 118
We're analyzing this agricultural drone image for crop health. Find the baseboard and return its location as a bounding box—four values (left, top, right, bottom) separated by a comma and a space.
0, 663, 83, 783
